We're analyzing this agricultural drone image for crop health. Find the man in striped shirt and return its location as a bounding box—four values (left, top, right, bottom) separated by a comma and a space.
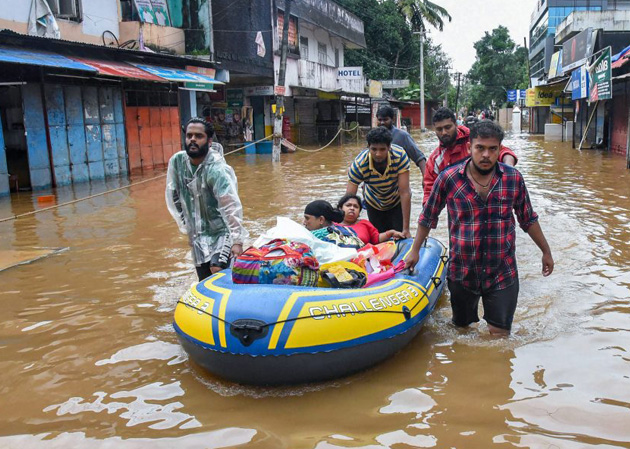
405, 121, 553, 335
345, 127, 412, 238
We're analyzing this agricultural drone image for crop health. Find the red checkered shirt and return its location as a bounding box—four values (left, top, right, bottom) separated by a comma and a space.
419, 158, 539, 292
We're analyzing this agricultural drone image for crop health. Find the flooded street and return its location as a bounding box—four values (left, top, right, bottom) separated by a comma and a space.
1, 133, 629, 448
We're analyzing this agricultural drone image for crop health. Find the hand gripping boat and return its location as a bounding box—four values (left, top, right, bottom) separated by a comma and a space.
173, 237, 448, 385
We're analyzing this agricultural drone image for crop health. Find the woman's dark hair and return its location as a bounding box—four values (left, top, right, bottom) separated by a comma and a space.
337, 194, 363, 212
366, 127, 393, 146
470, 119, 504, 142
376, 105, 395, 119
432, 107, 457, 124
185, 117, 214, 138
304, 200, 344, 223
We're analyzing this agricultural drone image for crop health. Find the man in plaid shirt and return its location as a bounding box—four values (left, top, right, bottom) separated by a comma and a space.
405, 120, 554, 335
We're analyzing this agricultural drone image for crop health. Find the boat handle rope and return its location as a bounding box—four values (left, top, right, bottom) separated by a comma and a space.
175, 271, 447, 334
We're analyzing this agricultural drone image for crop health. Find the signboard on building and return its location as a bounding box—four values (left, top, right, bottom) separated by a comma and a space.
525, 86, 559, 107
277, 10, 298, 54
368, 80, 383, 98
338, 67, 363, 79
507, 90, 517, 102
571, 66, 589, 100
184, 66, 219, 91
381, 79, 410, 89
548, 50, 563, 79
133, 0, 171, 26
589, 47, 612, 102
244, 86, 275, 96
562, 28, 594, 72
226, 89, 244, 107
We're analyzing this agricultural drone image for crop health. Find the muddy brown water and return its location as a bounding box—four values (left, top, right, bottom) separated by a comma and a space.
1, 134, 629, 448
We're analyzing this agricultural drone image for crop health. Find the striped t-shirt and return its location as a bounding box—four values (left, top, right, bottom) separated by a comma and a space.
348, 144, 410, 211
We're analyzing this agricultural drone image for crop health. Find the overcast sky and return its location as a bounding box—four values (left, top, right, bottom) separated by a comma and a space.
428, 0, 539, 74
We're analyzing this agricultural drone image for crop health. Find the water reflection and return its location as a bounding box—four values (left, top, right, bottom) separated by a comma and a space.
0, 135, 629, 447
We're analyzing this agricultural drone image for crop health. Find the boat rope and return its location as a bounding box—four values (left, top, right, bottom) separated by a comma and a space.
175, 273, 445, 333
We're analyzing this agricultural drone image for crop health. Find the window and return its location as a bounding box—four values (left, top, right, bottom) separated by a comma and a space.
300, 36, 309, 60
48, 0, 82, 21
318, 42, 327, 65
335, 48, 339, 67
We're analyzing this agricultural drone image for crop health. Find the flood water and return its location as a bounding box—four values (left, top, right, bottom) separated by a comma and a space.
1, 132, 629, 448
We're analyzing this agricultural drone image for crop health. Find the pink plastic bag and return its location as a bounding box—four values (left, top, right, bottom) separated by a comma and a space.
364, 260, 405, 288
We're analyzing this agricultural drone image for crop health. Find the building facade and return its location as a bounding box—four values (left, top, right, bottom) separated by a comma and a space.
209, 0, 367, 148
0, 0, 227, 196
527, 0, 630, 85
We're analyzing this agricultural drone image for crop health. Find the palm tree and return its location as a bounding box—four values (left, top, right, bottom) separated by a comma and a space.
396, 0, 451, 32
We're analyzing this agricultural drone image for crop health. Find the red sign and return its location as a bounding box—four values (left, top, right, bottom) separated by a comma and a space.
274, 85, 286, 96
71, 57, 164, 81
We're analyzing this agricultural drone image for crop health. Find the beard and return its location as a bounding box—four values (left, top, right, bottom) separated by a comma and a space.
185, 141, 210, 159
472, 160, 495, 175
439, 133, 457, 147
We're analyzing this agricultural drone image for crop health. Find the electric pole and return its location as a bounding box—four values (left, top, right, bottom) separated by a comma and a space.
414, 31, 426, 132
454, 72, 461, 115
273, 0, 292, 162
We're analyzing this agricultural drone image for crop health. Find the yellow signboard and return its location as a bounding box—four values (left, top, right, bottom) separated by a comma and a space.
369, 80, 383, 98
525, 86, 560, 107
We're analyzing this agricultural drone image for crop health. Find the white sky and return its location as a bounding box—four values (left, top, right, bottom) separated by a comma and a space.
428, 0, 539, 74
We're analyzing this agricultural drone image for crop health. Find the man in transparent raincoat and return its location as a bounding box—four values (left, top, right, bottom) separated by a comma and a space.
166, 118, 248, 281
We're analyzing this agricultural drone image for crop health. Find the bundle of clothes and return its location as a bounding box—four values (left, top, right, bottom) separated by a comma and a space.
231, 200, 406, 289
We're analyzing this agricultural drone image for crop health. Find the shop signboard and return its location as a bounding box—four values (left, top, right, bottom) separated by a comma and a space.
368, 80, 383, 98
525, 86, 559, 107
589, 47, 612, 102
548, 50, 563, 79
571, 66, 589, 100
226, 89, 244, 107
507, 90, 517, 102
381, 79, 410, 89
338, 67, 363, 79
184, 66, 218, 91
244, 86, 275, 96
71, 57, 164, 80
562, 28, 594, 72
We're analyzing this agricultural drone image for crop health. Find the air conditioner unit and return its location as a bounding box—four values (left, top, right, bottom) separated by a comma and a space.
47, 0, 79, 19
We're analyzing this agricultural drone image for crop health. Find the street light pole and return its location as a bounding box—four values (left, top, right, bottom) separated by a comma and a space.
414, 31, 426, 131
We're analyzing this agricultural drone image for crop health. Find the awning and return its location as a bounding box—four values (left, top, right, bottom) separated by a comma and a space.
71, 57, 164, 81
0, 45, 96, 72
131, 63, 224, 84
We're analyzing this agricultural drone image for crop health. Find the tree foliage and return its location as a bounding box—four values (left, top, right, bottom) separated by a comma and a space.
336, 0, 452, 99
466, 26, 529, 110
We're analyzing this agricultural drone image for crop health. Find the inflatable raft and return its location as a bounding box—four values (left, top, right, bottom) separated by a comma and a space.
173, 237, 448, 385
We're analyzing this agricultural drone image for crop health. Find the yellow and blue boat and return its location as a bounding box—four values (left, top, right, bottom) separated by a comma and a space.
173, 237, 448, 385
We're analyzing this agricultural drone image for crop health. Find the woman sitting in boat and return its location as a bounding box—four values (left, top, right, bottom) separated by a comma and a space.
303, 200, 365, 249
337, 194, 405, 245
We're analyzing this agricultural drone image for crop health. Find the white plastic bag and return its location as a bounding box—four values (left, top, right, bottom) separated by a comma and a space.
253, 217, 357, 264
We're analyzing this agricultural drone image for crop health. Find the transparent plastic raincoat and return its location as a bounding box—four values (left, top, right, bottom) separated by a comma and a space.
165, 146, 248, 266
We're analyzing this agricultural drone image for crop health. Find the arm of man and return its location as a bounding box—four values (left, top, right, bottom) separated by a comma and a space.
405, 170, 449, 270
164, 157, 188, 234
422, 158, 437, 206
398, 170, 412, 238
513, 173, 552, 276
499, 145, 518, 167
346, 181, 358, 195
526, 221, 554, 276
403, 134, 427, 175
